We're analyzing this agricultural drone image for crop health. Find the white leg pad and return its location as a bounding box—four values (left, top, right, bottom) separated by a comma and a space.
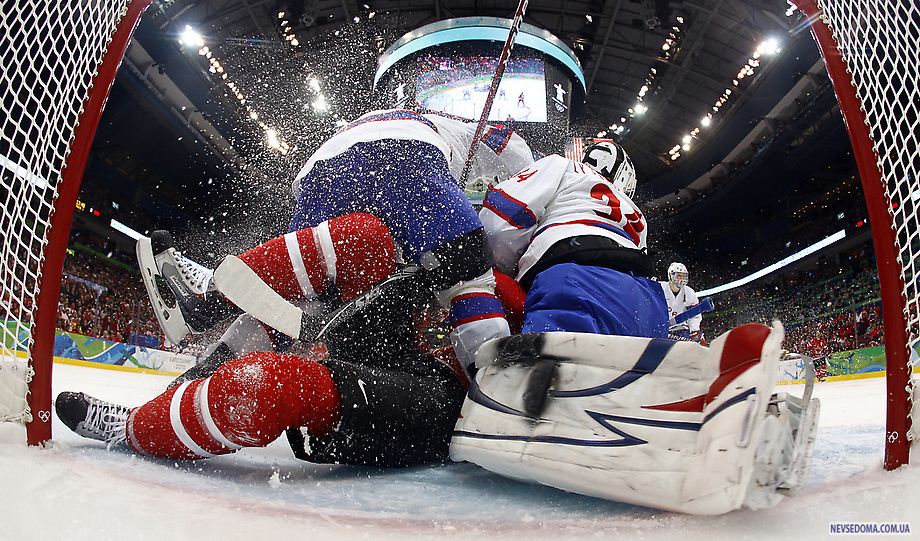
451, 322, 803, 515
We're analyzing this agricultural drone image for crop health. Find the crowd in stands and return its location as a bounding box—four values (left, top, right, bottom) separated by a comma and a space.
56, 250, 162, 346
703, 242, 883, 358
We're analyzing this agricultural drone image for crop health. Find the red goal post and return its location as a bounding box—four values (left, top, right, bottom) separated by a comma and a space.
0, 0, 152, 445
796, 0, 918, 469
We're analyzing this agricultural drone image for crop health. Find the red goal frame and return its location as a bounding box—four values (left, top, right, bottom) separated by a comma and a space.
24, 0, 153, 446
797, 0, 914, 470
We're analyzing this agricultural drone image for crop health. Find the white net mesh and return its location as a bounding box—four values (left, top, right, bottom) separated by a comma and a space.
0, 1, 132, 423
815, 1, 920, 441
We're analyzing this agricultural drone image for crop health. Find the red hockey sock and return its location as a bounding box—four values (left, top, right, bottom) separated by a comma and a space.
126, 352, 341, 460
237, 212, 396, 302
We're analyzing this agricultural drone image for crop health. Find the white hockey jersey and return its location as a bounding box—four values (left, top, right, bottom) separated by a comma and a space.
660, 282, 702, 333
291, 109, 534, 194
479, 154, 648, 280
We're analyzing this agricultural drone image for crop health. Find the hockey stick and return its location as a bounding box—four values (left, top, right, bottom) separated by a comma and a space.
671, 296, 714, 325
458, 0, 530, 186
213, 255, 425, 343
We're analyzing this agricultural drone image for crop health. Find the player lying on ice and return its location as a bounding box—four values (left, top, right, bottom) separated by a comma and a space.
451, 141, 821, 514
56, 108, 534, 467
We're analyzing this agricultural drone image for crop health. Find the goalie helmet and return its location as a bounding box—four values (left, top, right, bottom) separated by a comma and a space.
582, 141, 637, 198
668, 262, 689, 289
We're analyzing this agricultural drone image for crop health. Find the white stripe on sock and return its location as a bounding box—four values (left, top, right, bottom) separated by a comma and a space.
170, 381, 215, 458
126, 408, 147, 455
197, 378, 243, 450
315, 220, 337, 284
284, 231, 316, 298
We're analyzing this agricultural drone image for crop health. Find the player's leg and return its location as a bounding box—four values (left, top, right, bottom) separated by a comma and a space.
139, 212, 397, 343
286, 354, 466, 467
290, 139, 510, 372
167, 313, 279, 389
56, 352, 341, 459
235, 212, 396, 304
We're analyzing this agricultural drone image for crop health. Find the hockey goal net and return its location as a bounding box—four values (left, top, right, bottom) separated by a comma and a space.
796, 0, 919, 469
0, 0, 151, 444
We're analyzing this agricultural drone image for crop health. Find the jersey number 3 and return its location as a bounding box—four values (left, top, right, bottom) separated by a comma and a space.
590, 183, 644, 245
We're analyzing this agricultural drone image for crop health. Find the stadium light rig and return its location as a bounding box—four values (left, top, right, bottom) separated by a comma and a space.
179, 23, 294, 155
313, 95, 330, 113
599, 20, 683, 139
179, 25, 204, 48
697, 229, 847, 296
666, 36, 782, 162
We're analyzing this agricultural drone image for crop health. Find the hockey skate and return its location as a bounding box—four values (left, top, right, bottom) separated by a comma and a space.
137, 231, 235, 344
55, 392, 130, 449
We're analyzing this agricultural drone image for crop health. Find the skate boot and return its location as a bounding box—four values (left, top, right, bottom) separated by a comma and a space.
55, 392, 131, 449
137, 230, 238, 344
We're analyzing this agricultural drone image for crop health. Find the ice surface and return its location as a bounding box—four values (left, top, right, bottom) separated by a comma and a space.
1, 363, 917, 540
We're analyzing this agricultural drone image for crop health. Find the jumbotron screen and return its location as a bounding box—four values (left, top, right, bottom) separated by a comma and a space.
416, 56, 547, 122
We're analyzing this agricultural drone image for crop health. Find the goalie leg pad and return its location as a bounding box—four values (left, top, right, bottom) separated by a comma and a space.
452, 323, 807, 515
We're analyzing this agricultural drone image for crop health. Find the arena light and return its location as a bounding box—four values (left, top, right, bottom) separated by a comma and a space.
697, 229, 847, 296
313, 95, 329, 113
634, 103, 648, 115
0, 152, 49, 188
757, 38, 781, 56
265, 128, 281, 150
179, 25, 204, 48
308, 78, 321, 92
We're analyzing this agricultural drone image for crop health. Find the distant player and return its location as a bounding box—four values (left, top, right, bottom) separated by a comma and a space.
517, 92, 525, 108
660, 262, 705, 343
479, 141, 667, 337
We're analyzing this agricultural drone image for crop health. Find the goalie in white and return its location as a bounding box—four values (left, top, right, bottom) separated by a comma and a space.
454, 142, 820, 514
662, 262, 706, 343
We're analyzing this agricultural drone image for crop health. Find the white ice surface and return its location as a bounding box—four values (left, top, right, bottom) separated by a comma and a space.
1, 363, 918, 541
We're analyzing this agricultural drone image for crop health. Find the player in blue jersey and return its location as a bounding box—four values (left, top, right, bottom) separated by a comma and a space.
288, 108, 533, 371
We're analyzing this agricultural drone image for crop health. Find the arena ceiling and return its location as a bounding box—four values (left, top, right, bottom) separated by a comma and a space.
144, 0, 803, 186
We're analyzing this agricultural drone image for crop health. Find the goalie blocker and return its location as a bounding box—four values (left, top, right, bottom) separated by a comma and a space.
450, 322, 819, 515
